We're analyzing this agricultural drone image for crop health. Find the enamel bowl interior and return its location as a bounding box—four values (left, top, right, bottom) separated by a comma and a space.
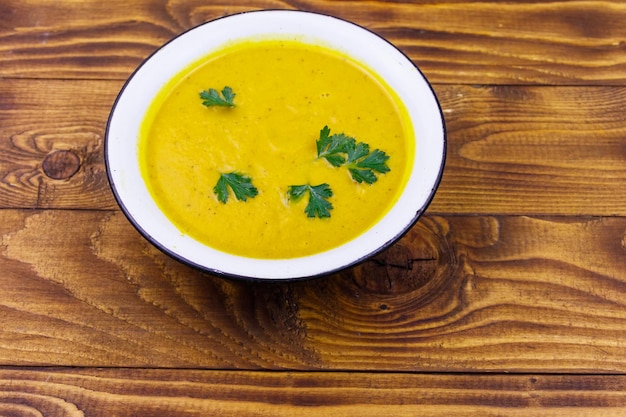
105, 10, 446, 280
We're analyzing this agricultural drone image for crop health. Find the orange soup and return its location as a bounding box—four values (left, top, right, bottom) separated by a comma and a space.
139, 39, 414, 258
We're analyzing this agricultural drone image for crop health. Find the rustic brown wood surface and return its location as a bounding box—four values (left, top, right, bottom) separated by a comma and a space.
3, 0, 626, 84
3, 369, 626, 417
2, 0, 626, 414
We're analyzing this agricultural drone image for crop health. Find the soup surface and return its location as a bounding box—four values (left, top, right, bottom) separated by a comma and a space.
139, 39, 414, 259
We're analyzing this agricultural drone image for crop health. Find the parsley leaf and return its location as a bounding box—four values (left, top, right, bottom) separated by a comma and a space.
200, 86, 236, 107
287, 183, 333, 219
213, 172, 258, 203
316, 126, 355, 167
348, 148, 390, 184
348, 167, 378, 184
316, 126, 391, 184
345, 141, 370, 163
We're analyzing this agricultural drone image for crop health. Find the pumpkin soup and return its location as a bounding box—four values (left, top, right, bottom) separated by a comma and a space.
139, 39, 414, 259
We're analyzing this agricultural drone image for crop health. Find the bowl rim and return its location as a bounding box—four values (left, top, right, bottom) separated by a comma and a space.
105, 9, 447, 281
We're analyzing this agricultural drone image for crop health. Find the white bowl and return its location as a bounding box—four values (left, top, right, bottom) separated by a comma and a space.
105, 10, 446, 280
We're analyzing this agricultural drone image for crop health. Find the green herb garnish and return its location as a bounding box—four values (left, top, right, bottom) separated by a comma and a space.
316, 125, 354, 167
287, 183, 333, 219
200, 86, 236, 107
347, 147, 390, 184
316, 125, 390, 184
213, 172, 258, 203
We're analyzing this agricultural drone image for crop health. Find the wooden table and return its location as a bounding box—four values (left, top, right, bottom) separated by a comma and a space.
2, 1, 626, 415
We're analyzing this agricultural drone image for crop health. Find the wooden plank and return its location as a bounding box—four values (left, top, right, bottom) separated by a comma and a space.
2, 79, 626, 215
0, 79, 120, 209
1, 209, 625, 371
1, 368, 626, 416
2, 0, 626, 84
430, 84, 626, 215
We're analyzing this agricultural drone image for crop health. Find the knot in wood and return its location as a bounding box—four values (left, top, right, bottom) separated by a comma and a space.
344, 218, 457, 302
42, 150, 81, 180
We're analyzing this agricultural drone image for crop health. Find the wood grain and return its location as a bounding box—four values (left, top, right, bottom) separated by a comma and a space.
432, 84, 626, 216
1, 209, 625, 371
0, 79, 119, 209
2, 0, 626, 84
2, 368, 626, 416
3, 78, 626, 214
